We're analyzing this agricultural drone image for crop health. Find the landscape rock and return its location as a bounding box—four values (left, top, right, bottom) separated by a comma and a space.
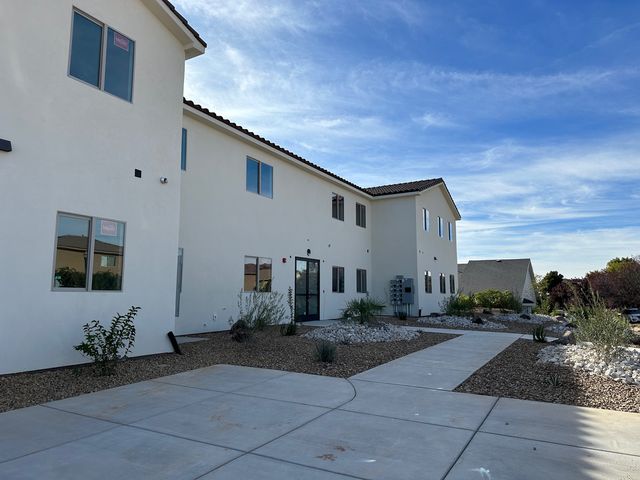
303, 322, 419, 344
418, 315, 507, 330
551, 330, 576, 345
520, 313, 531, 320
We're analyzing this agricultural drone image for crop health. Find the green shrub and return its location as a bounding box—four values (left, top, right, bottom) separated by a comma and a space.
236, 290, 287, 331
74, 306, 139, 376
473, 289, 522, 313
314, 340, 337, 362
567, 292, 632, 359
441, 293, 474, 315
342, 297, 385, 324
532, 325, 547, 343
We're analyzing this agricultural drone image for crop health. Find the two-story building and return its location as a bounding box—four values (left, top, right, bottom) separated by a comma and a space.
0, 0, 460, 374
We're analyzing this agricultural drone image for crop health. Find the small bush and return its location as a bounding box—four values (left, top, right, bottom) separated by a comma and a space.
546, 373, 561, 387
568, 292, 632, 359
342, 297, 385, 324
230, 318, 252, 342
74, 306, 139, 376
236, 290, 287, 331
441, 293, 474, 315
280, 321, 297, 336
532, 325, 547, 343
314, 340, 337, 363
397, 311, 407, 320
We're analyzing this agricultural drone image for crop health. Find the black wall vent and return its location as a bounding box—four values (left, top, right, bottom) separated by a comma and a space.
0, 139, 12, 152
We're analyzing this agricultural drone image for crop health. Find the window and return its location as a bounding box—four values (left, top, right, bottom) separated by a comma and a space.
425, 270, 432, 293
438, 216, 444, 238
180, 128, 187, 171
332, 266, 345, 293
243, 256, 272, 292
356, 269, 367, 293
69, 10, 135, 101
439, 273, 446, 293
422, 208, 429, 232
356, 203, 366, 228
332, 193, 344, 221
448, 221, 453, 241
53, 213, 125, 291
449, 274, 455, 294
246, 157, 273, 198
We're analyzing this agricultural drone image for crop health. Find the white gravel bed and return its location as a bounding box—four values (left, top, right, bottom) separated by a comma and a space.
303, 322, 419, 344
538, 344, 640, 385
417, 315, 507, 330
495, 313, 557, 324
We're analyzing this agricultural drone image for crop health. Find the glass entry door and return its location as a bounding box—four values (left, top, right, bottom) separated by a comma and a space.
295, 258, 320, 321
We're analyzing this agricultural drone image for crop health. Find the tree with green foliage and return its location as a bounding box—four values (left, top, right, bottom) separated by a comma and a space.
605, 257, 636, 273
538, 271, 564, 295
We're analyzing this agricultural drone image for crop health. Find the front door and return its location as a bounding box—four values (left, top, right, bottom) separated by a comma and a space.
295, 258, 320, 321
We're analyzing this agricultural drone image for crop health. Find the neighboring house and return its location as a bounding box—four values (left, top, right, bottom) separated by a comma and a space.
458, 259, 537, 313
0, 0, 460, 374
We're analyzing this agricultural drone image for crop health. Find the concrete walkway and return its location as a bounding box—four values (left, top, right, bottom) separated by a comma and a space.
1, 330, 639, 479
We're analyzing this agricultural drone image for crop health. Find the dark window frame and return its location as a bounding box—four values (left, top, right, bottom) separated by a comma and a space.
246, 156, 273, 198
356, 268, 367, 293
332, 193, 345, 221
449, 274, 455, 294
425, 270, 432, 293
356, 203, 366, 228
181, 128, 187, 171
332, 266, 345, 293
439, 273, 446, 294
422, 208, 429, 232
243, 255, 272, 292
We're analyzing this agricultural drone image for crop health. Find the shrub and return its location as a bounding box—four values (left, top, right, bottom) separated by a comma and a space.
441, 293, 474, 316
473, 289, 522, 313
567, 292, 633, 359
236, 290, 287, 331
397, 311, 407, 320
280, 286, 297, 336
532, 325, 547, 343
230, 318, 252, 342
342, 297, 385, 324
74, 306, 139, 375
314, 340, 336, 362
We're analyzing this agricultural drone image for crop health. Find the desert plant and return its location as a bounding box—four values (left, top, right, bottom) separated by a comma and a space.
567, 291, 632, 359
229, 318, 252, 342
74, 306, 139, 375
532, 325, 547, 343
236, 290, 287, 331
341, 297, 385, 324
441, 293, 474, 316
314, 340, 337, 362
280, 286, 298, 336
546, 373, 561, 387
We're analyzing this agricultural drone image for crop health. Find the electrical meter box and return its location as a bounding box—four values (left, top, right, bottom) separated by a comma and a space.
402, 278, 415, 304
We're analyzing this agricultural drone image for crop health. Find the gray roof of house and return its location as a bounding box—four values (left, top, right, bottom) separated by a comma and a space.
457, 259, 534, 298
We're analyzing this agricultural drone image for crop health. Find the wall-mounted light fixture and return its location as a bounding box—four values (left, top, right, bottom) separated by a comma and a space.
0, 139, 12, 152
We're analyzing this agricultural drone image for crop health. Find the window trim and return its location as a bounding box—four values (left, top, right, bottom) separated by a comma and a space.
67, 8, 136, 103
246, 156, 273, 198
439, 273, 446, 294
243, 255, 273, 292
356, 268, 367, 293
332, 266, 345, 293
422, 208, 429, 232
356, 202, 366, 228
332, 193, 345, 221
438, 216, 444, 238
448, 221, 453, 242
425, 270, 432, 294
52, 212, 126, 292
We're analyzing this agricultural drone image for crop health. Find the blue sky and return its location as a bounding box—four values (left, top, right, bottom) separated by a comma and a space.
175, 0, 640, 278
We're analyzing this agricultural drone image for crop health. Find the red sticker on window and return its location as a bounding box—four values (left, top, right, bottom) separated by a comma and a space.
114, 32, 129, 51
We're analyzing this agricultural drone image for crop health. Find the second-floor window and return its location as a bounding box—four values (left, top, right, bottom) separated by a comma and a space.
450, 274, 455, 294
69, 10, 135, 102
439, 273, 446, 293
246, 157, 273, 198
356, 203, 366, 228
422, 208, 429, 232
448, 221, 454, 241
332, 193, 344, 221
438, 216, 444, 238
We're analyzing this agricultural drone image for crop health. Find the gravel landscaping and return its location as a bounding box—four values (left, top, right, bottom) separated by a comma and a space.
538, 344, 640, 385
303, 322, 419, 343
417, 315, 507, 330
455, 339, 640, 413
0, 325, 456, 413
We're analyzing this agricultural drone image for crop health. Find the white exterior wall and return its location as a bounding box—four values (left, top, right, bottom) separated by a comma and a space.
522, 268, 536, 303
0, 0, 189, 373
371, 188, 459, 316
415, 187, 459, 314
370, 196, 419, 315
176, 110, 373, 334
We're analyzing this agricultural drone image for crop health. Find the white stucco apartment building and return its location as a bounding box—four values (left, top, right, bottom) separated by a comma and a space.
0, 0, 460, 374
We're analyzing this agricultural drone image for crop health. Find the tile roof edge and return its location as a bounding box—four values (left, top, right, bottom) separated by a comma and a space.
160, 0, 207, 48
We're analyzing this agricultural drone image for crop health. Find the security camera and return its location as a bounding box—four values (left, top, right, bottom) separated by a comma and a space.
160, 177, 168, 184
